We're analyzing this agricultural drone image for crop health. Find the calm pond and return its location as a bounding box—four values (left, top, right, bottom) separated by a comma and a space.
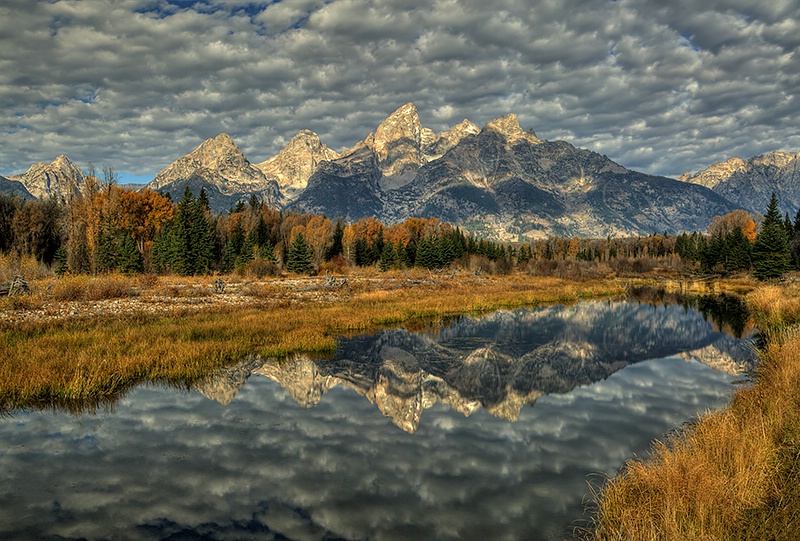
0, 293, 757, 540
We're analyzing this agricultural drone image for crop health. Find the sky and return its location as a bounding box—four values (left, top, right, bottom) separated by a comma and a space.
1, 0, 799, 185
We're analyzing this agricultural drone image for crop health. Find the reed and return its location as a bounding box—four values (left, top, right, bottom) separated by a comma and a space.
0, 274, 623, 413
587, 282, 800, 541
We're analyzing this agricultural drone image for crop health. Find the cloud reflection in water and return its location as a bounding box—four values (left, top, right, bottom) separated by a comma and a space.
0, 300, 755, 540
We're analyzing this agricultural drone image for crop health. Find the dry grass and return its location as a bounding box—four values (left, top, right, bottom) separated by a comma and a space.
0, 273, 624, 413
588, 283, 800, 541
0, 253, 51, 282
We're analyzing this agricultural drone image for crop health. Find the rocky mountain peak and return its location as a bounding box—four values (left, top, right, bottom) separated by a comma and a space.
255, 129, 339, 193
483, 113, 540, 144
367, 102, 427, 177
146, 133, 282, 212
425, 119, 481, 158
18, 154, 84, 200
680, 156, 746, 188
681, 150, 800, 215
150, 133, 266, 192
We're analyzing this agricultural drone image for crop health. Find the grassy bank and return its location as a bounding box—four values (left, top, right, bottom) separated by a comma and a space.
588, 282, 800, 541
0, 273, 623, 413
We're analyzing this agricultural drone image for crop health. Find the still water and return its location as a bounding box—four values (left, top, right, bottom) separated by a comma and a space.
0, 296, 756, 540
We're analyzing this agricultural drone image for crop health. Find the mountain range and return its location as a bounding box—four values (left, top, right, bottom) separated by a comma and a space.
5, 103, 799, 239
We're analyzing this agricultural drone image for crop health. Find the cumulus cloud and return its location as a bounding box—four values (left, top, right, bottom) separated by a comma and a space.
1, 0, 799, 181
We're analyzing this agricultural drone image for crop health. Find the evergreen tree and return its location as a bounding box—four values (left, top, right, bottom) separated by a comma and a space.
95, 226, 119, 273
198, 186, 210, 211
286, 232, 313, 274
152, 222, 172, 273
395, 242, 411, 268
752, 193, 791, 280
518, 244, 532, 264
257, 239, 276, 263
326, 219, 344, 260
415, 235, 439, 269
379, 240, 396, 271
169, 187, 195, 275
791, 208, 800, 270
53, 245, 68, 277
118, 233, 143, 274
371, 227, 385, 263
222, 222, 246, 272
189, 196, 215, 274
438, 235, 456, 266
724, 228, 752, 272
354, 237, 371, 266
236, 232, 256, 269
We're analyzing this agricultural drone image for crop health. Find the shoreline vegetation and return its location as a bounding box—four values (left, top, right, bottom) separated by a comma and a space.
586, 282, 800, 541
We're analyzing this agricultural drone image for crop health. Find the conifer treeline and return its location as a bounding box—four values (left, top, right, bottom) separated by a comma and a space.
1, 182, 798, 280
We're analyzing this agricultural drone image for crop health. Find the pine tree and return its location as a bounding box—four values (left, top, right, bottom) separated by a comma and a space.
152, 222, 172, 273
325, 219, 344, 260
725, 228, 752, 272
752, 193, 791, 280
235, 232, 256, 270
286, 232, 313, 274
222, 222, 245, 272
189, 196, 215, 274
118, 233, 144, 274
95, 226, 119, 273
354, 237, 370, 266
379, 240, 396, 271
415, 235, 439, 269
169, 187, 195, 275
53, 244, 68, 277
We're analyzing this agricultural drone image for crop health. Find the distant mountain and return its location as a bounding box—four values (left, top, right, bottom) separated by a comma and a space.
0, 175, 33, 199
14, 155, 84, 201
292, 105, 736, 238
147, 133, 281, 210
255, 129, 339, 199
680, 150, 800, 217
13, 104, 761, 237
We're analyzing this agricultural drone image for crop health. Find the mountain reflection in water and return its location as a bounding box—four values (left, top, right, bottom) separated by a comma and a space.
196, 298, 756, 433
1, 296, 758, 541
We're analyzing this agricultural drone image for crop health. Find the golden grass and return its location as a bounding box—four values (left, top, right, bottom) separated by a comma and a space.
588, 283, 800, 541
0, 274, 623, 413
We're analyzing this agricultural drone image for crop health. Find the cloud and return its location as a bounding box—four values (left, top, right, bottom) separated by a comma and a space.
1, 0, 799, 181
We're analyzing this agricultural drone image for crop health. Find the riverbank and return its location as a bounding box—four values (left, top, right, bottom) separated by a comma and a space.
0, 271, 625, 413
587, 282, 800, 541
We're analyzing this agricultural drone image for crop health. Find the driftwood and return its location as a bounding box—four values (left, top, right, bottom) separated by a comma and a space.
322, 273, 347, 289
0, 276, 30, 296
303, 272, 347, 291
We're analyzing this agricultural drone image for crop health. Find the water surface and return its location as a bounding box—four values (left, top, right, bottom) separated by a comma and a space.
0, 297, 756, 540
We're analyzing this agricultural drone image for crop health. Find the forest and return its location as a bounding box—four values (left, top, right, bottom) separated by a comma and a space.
1, 173, 799, 281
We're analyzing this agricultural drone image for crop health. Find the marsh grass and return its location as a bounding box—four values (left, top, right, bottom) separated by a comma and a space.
587, 284, 800, 541
0, 274, 623, 413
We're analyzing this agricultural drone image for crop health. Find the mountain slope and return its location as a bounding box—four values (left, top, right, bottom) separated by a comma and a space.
255, 129, 339, 198
290, 142, 385, 221
15, 155, 84, 201
383, 115, 737, 239
680, 150, 800, 216
0, 175, 34, 199
147, 133, 281, 211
